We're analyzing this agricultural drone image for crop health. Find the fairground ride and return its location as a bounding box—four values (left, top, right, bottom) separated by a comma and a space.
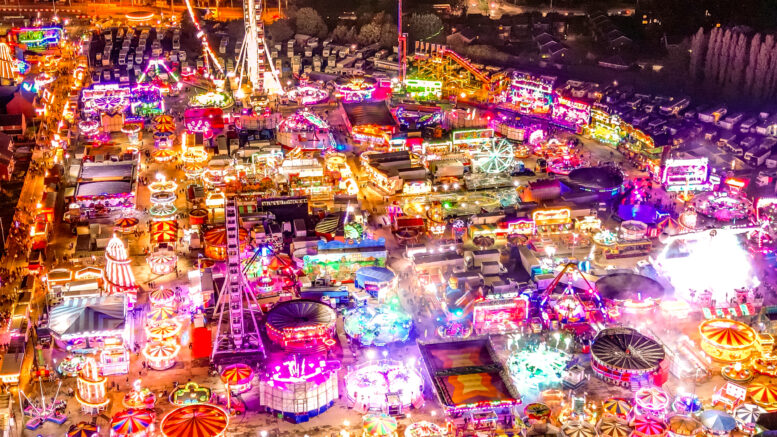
410, 43, 494, 101
234, 0, 283, 95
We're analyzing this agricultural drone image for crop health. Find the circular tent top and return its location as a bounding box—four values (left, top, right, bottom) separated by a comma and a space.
595, 273, 666, 301
266, 299, 337, 331
591, 327, 665, 373
567, 166, 624, 192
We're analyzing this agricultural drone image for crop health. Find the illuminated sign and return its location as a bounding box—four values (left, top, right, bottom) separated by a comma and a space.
505, 219, 535, 235
532, 208, 571, 226
13, 27, 63, 49
452, 128, 494, 144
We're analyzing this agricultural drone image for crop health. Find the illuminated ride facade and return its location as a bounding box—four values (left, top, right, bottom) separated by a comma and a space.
411, 43, 492, 101
509, 72, 555, 115
259, 356, 340, 423
76, 357, 109, 414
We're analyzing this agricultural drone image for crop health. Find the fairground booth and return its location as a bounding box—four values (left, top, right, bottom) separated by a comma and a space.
342, 100, 399, 150
419, 339, 521, 434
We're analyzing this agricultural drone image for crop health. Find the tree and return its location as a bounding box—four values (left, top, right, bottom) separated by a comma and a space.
745, 33, 761, 96
331, 24, 354, 44
689, 27, 705, 80
295, 7, 328, 39
266, 19, 294, 43
357, 21, 382, 45
753, 35, 774, 98
726, 33, 747, 97
704, 27, 720, 82
378, 22, 398, 49
716, 29, 732, 85
407, 13, 444, 45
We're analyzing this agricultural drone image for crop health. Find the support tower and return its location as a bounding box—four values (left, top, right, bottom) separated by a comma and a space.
211, 197, 265, 363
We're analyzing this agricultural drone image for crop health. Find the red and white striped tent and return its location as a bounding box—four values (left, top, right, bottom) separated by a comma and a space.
103, 235, 138, 307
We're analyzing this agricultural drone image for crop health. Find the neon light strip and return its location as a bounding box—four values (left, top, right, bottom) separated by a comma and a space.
183, 0, 224, 76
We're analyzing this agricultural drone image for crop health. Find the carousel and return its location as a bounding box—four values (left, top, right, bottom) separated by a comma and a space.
145, 319, 182, 342
148, 288, 176, 307
277, 109, 335, 151
692, 192, 751, 222
220, 363, 254, 394
634, 386, 669, 419
699, 319, 756, 362
147, 305, 177, 322
142, 342, 181, 370
362, 414, 398, 437
404, 422, 446, 437
747, 382, 777, 409
286, 85, 329, 105
110, 409, 155, 437
114, 217, 139, 234
334, 76, 377, 102
123, 383, 157, 410
160, 404, 229, 437
146, 250, 177, 275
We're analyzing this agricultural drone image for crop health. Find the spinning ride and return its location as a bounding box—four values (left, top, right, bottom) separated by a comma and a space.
472, 138, 514, 174
590, 328, 665, 388
286, 85, 329, 105
699, 319, 756, 362
343, 303, 413, 346
266, 299, 337, 352
345, 360, 424, 413
160, 404, 229, 437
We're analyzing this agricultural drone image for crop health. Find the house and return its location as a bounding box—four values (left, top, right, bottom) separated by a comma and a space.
0, 114, 24, 139
0, 133, 14, 180
534, 32, 556, 50
606, 30, 632, 49
541, 42, 568, 61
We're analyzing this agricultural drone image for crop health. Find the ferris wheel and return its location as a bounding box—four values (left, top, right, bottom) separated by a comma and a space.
473, 138, 515, 173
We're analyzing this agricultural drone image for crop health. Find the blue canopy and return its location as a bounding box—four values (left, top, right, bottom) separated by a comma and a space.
700, 410, 737, 433
355, 266, 395, 288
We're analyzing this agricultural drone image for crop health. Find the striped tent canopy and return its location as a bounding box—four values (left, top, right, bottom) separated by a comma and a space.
598, 417, 632, 437
666, 415, 702, 436
699, 319, 756, 348
603, 398, 632, 418
160, 404, 229, 437
150, 220, 179, 243
748, 382, 777, 408
49, 295, 125, 339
